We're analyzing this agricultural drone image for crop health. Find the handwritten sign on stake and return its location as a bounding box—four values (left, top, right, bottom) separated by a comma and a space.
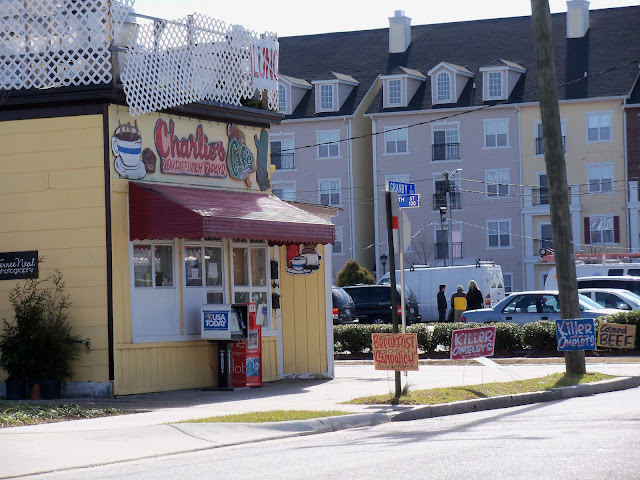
371, 333, 418, 371
450, 326, 496, 361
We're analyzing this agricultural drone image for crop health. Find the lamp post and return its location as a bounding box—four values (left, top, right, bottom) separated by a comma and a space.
439, 206, 447, 266
380, 253, 388, 275
443, 169, 462, 266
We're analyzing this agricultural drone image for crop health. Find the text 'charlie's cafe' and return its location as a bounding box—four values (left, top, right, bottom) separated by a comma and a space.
0, 4, 337, 397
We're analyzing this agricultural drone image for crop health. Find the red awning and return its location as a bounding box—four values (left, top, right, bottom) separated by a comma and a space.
128, 182, 335, 245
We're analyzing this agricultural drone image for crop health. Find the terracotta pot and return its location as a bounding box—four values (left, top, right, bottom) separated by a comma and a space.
29, 382, 42, 400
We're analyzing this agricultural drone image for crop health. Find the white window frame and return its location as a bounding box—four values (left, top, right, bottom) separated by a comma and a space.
387, 78, 402, 105
484, 118, 509, 148
437, 71, 451, 102
487, 219, 512, 248
333, 226, 344, 255
485, 169, 510, 197
586, 111, 612, 143
271, 180, 296, 201
432, 122, 460, 161
133, 241, 176, 289
319, 84, 334, 111
487, 71, 503, 99
316, 130, 340, 158
535, 120, 566, 155
590, 215, 615, 244
230, 241, 272, 331
587, 162, 614, 194
278, 84, 287, 113
318, 178, 341, 207
503, 272, 513, 293
384, 126, 409, 154
270, 136, 295, 170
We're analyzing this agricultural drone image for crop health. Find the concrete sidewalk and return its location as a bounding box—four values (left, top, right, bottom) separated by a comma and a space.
1, 359, 639, 479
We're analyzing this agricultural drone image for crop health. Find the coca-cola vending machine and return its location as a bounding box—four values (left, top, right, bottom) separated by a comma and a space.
231, 302, 262, 388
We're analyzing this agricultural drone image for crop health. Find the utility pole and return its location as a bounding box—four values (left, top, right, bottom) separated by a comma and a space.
531, 0, 585, 374
444, 169, 461, 267
385, 191, 402, 398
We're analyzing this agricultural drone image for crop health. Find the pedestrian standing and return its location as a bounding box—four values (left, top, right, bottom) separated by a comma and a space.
466, 279, 484, 310
437, 284, 447, 322
451, 285, 467, 322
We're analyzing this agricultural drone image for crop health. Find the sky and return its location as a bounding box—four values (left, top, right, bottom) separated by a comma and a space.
132, 0, 640, 37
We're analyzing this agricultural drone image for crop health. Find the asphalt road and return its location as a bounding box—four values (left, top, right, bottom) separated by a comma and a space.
27, 387, 640, 480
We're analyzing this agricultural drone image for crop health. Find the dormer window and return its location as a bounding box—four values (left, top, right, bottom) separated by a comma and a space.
320, 84, 334, 110
480, 60, 525, 102
388, 79, 402, 105
278, 84, 287, 113
488, 72, 502, 99
437, 72, 451, 102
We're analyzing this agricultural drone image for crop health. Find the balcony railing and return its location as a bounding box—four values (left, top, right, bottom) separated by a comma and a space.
432, 143, 460, 161
533, 238, 554, 256
532, 187, 549, 206
271, 152, 295, 170
434, 242, 463, 260
433, 192, 461, 210
535, 136, 566, 155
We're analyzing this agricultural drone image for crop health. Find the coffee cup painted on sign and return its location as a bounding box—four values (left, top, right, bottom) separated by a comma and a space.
290, 256, 307, 271
112, 122, 142, 168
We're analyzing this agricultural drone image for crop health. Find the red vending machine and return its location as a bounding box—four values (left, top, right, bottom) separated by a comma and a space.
231, 302, 262, 388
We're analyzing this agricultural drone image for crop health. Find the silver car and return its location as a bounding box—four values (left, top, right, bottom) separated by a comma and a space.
461, 290, 619, 326
578, 288, 640, 311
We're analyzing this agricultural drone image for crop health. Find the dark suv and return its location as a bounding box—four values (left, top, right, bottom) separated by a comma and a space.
341, 284, 421, 325
332, 287, 356, 325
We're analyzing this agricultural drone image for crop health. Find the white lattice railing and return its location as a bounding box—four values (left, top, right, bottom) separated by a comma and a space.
0, 0, 134, 89
0, 1, 279, 116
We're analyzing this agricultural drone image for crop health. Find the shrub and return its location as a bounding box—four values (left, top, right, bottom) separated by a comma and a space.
432, 322, 480, 350
522, 321, 557, 351
407, 323, 432, 352
489, 322, 524, 352
333, 324, 392, 354
335, 260, 376, 287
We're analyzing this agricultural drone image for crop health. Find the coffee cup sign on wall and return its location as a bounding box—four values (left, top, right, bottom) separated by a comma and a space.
112, 121, 147, 180
285, 244, 321, 275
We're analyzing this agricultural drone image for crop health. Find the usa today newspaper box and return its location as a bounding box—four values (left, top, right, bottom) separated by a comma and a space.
200, 303, 262, 389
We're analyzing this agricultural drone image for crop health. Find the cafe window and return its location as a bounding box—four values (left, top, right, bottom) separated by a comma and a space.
231, 242, 271, 330
133, 243, 174, 288
184, 243, 225, 304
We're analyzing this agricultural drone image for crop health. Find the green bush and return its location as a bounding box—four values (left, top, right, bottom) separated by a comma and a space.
335, 260, 375, 287
432, 322, 480, 350
522, 321, 557, 351
333, 324, 392, 353
489, 322, 524, 352
407, 323, 432, 352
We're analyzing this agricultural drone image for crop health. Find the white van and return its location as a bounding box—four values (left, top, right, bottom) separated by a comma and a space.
379, 263, 505, 323
544, 263, 640, 289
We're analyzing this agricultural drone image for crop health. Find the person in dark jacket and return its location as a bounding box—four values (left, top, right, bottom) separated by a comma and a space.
466, 280, 484, 310
437, 284, 447, 322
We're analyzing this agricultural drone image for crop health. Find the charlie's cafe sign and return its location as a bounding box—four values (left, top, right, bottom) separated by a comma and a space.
111, 118, 271, 192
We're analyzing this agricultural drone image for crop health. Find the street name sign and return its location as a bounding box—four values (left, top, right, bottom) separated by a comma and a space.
387, 181, 415, 195
398, 194, 420, 208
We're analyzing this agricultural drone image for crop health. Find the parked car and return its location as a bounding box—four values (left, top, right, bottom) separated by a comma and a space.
575, 276, 640, 297
341, 284, 421, 325
332, 287, 357, 325
578, 288, 640, 311
460, 290, 619, 326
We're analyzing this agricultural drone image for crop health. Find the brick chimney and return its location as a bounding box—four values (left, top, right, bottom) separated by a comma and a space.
388, 10, 411, 53
566, 0, 590, 38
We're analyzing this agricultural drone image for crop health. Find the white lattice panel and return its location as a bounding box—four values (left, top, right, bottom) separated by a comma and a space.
122, 14, 279, 116
0, 0, 134, 90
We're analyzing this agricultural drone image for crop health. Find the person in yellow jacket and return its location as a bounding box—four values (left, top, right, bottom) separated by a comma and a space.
450, 285, 467, 322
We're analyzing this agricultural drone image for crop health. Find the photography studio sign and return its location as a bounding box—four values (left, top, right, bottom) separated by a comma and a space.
0, 251, 38, 280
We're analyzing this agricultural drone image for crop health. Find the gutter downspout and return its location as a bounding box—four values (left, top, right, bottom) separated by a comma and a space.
372, 116, 380, 279
517, 104, 525, 291
623, 98, 630, 251
347, 119, 356, 262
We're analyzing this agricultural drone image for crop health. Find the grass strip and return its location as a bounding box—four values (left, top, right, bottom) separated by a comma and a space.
344, 372, 615, 406
179, 409, 353, 424
0, 402, 126, 428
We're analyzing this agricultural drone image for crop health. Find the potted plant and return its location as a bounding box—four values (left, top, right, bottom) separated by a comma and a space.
0, 268, 79, 400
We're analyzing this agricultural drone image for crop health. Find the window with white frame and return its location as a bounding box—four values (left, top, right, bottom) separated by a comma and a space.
278, 84, 286, 113
231, 242, 271, 329
433, 177, 461, 209
437, 72, 451, 102
539, 223, 553, 251
484, 118, 508, 147
586, 112, 611, 142
384, 126, 408, 154
184, 243, 225, 304
486, 169, 510, 197
272, 181, 296, 201
317, 130, 340, 158
432, 125, 460, 160
503, 273, 513, 293
133, 243, 174, 288
270, 138, 295, 170
488, 71, 502, 98
320, 84, 333, 110
388, 79, 402, 105
587, 163, 613, 193
333, 227, 343, 255
487, 220, 511, 248
319, 179, 341, 206
536, 120, 566, 154
589, 215, 614, 244
435, 223, 462, 259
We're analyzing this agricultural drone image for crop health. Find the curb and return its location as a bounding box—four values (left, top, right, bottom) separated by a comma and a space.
390, 375, 640, 422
